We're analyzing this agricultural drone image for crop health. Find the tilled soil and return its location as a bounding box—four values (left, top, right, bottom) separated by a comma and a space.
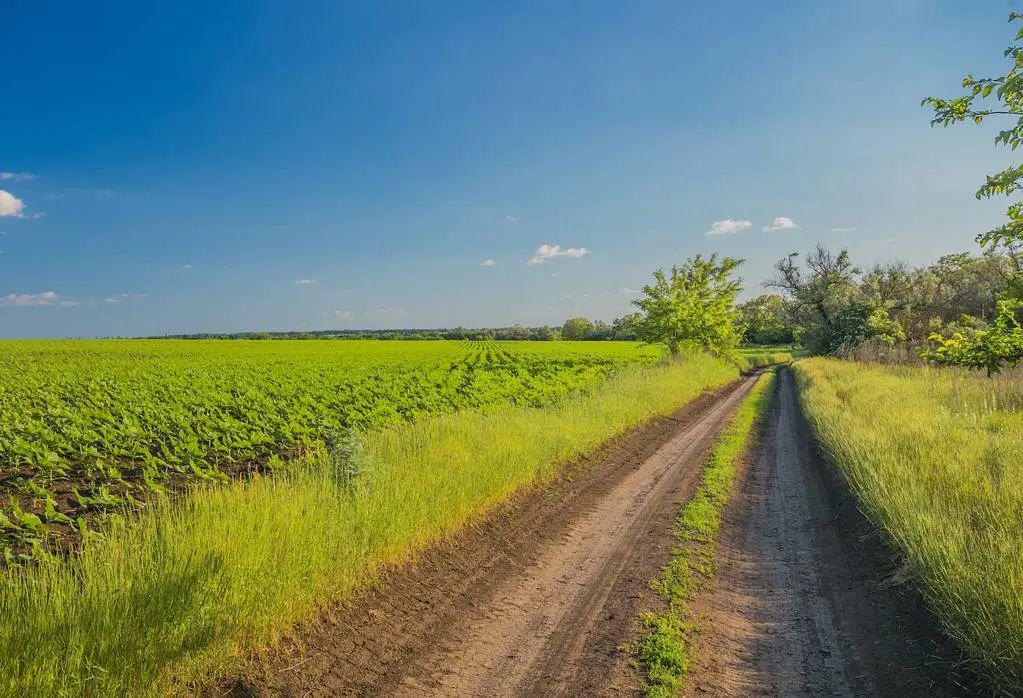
683, 369, 973, 697
220, 375, 759, 697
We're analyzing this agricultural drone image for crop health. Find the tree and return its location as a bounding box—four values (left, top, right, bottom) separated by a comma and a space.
920, 14, 1023, 370
611, 313, 642, 340
768, 245, 862, 353
923, 13, 1023, 275
924, 300, 1023, 375
736, 294, 796, 345
561, 317, 594, 340
632, 255, 744, 359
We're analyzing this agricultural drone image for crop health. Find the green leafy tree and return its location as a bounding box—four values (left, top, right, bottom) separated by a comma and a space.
736, 294, 796, 345
924, 300, 1023, 374
768, 245, 861, 353
561, 317, 595, 340
632, 255, 744, 359
923, 13, 1023, 273
922, 13, 1023, 370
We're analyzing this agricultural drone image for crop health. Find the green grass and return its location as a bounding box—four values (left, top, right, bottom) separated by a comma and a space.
635, 370, 775, 697
794, 359, 1023, 692
0, 353, 736, 697
736, 346, 795, 371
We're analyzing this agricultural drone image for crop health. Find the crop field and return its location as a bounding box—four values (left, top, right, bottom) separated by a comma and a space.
0, 341, 738, 696
795, 359, 1023, 690
0, 339, 661, 563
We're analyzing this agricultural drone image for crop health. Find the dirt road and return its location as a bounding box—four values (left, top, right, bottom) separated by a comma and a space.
226, 375, 759, 697
683, 369, 969, 697
227, 368, 970, 697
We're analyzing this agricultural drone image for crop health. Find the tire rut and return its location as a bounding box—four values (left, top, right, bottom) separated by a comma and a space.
683, 368, 973, 697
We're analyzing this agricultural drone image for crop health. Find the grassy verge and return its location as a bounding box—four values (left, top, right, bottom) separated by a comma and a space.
736, 347, 795, 371
793, 358, 1023, 692
0, 354, 736, 697
635, 370, 776, 697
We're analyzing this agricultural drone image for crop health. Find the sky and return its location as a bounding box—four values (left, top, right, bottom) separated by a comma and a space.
3, 0, 1023, 337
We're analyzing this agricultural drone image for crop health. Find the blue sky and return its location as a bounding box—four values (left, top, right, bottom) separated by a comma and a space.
2, 1, 1022, 337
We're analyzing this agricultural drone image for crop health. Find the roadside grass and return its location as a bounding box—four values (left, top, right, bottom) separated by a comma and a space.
635, 370, 776, 697
0, 354, 736, 697
736, 346, 795, 371
794, 358, 1023, 692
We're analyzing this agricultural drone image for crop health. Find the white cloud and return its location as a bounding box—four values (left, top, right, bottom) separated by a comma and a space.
334, 309, 354, 320
182, 263, 193, 270
106, 293, 147, 304
480, 259, 496, 267
0, 291, 77, 307
505, 215, 517, 223
763, 216, 797, 232
0, 190, 25, 218
705, 219, 752, 236
0, 172, 37, 182
620, 287, 641, 295
831, 227, 857, 233
527, 244, 590, 265
295, 278, 318, 285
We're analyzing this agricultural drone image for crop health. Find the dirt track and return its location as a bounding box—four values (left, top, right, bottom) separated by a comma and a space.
225, 376, 757, 697
684, 369, 970, 697
226, 368, 971, 697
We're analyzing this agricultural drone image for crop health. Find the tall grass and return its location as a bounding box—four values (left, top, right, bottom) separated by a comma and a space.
0, 354, 736, 697
794, 359, 1023, 691
736, 347, 794, 371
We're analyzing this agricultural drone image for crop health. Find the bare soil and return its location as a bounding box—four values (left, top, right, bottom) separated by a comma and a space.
682, 369, 974, 697
218, 376, 759, 697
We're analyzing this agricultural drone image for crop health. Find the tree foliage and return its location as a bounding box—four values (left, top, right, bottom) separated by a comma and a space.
923, 13, 1023, 268
736, 294, 796, 345
561, 317, 595, 341
921, 12, 1023, 370
632, 255, 744, 359
924, 300, 1023, 374
768, 245, 912, 353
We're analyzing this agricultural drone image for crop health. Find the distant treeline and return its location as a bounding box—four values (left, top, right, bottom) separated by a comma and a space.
150, 317, 642, 342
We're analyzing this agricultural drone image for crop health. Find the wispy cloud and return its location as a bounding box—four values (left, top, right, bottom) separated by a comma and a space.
620, 287, 641, 295
0, 190, 25, 218
105, 293, 148, 304
505, 215, 517, 223
480, 258, 496, 267
0, 291, 78, 307
0, 172, 37, 183
527, 244, 590, 265
334, 309, 354, 320
763, 216, 797, 232
831, 226, 857, 233
181, 263, 193, 270
295, 278, 318, 285
705, 219, 752, 236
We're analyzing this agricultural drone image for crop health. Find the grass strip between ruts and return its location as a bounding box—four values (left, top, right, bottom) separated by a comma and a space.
635, 369, 776, 697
